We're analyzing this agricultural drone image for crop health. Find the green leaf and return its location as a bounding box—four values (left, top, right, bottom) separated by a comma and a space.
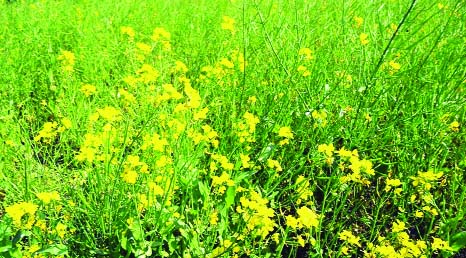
12, 230, 31, 246
198, 181, 211, 210
35, 244, 68, 256
120, 230, 129, 251
134, 245, 152, 258
450, 231, 466, 252
0, 244, 12, 253
257, 143, 277, 162
0, 223, 12, 241
9, 247, 22, 258
129, 222, 144, 242
224, 186, 236, 211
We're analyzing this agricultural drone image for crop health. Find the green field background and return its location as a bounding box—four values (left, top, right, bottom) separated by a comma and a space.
0, 0, 465, 257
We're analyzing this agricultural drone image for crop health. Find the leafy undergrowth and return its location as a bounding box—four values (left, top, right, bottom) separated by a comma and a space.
0, 0, 465, 257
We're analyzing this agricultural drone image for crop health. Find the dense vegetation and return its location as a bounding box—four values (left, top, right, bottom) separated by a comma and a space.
0, 0, 465, 257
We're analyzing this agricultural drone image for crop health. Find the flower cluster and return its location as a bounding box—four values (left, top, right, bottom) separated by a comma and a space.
151, 27, 171, 51
198, 50, 246, 85
297, 47, 314, 77
409, 170, 444, 217
236, 190, 276, 239
5, 202, 38, 229
221, 15, 236, 35
318, 144, 375, 185
234, 112, 260, 144
34, 117, 72, 143
57, 50, 75, 72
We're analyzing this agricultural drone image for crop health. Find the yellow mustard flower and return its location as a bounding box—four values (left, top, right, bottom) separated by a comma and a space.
450, 121, 460, 132
97, 106, 122, 123
174, 60, 189, 73
34, 121, 58, 143
120, 26, 135, 38
388, 60, 401, 71
286, 215, 299, 229
392, 219, 406, 233
36, 191, 61, 204
55, 223, 67, 239
209, 210, 219, 225
339, 230, 361, 247
148, 182, 164, 196
431, 237, 452, 251
318, 143, 335, 158
243, 112, 260, 133
136, 42, 152, 55
354, 16, 364, 28
298, 47, 314, 60
151, 27, 171, 41
137, 64, 159, 84
295, 176, 313, 205
297, 235, 306, 247
248, 96, 257, 104
296, 206, 319, 228
385, 178, 402, 192
297, 65, 311, 77
121, 169, 138, 184
58, 50, 75, 72
80, 84, 97, 97
221, 15, 236, 35
240, 153, 252, 169
267, 159, 283, 172
359, 33, 369, 45
193, 107, 209, 120
237, 190, 276, 238
278, 126, 293, 139
5, 202, 38, 229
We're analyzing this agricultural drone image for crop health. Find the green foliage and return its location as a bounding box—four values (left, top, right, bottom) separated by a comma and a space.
0, 0, 465, 257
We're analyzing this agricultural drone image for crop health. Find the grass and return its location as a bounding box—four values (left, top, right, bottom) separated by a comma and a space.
0, 0, 465, 257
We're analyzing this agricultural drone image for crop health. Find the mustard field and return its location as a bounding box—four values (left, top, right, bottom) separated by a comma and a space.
0, 0, 465, 257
